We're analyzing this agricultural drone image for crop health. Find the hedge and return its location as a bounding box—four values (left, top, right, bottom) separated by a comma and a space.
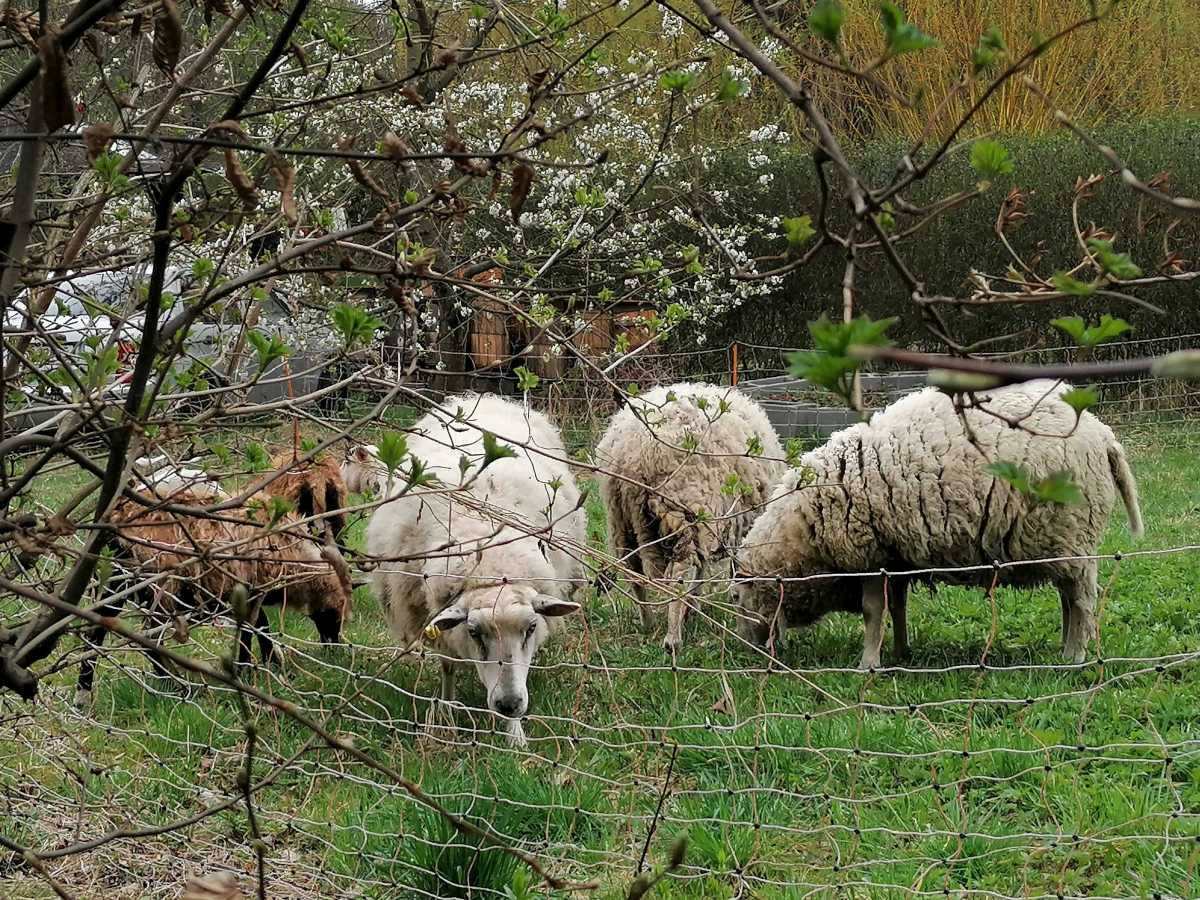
688, 119, 1200, 353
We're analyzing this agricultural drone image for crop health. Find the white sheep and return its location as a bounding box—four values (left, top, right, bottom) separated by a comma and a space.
365, 394, 587, 745
340, 443, 386, 496
594, 382, 785, 652
734, 380, 1144, 669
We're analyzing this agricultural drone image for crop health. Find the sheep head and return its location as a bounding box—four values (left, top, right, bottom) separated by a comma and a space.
426, 584, 580, 722
340, 443, 382, 495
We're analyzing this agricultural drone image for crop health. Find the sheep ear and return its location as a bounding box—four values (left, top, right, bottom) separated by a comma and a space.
429, 605, 468, 631
532, 595, 581, 618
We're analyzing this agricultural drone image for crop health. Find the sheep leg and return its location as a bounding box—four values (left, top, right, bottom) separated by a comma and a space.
236, 596, 264, 669
311, 607, 342, 644
420, 659, 459, 747
439, 658, 456, 703
1059, 565, 1098, 664
75, 593, 129, 708
890, 578, 910, 660
663, 560, 698, 655
624, 543, 654, 632
254, 607, 277, 667
859, 576, 887, 671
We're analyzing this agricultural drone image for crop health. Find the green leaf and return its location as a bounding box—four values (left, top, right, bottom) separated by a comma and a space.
1049, 273, 1096, 298
986, 460, 1032, 495
878, 1, 937, 55
809, 0, 845, 45
717, 71, 747, 103
1086, 238, 1143, 280
781, 215, 815, 248
745, 434, 764, 457
721, 472, 753, 497
191, 258, 215, 280
1032, 470, 1084, 505
971, 25, 1006, 74
1051, 314, 1131, 347
872, 201, 896, 233
244, 443, 271, 472
970, 139, 1014, 179
246, 330, 290, 372
265, 496, 294, 525
403, 189, 419, 204
481, 431, 516, 468
330, 303, 383, 349
1060, 386, 1099, 415
377, 432, 408, 474
514, 365, 540, 391
659, 70, 697, 94
300, 437, 318, 452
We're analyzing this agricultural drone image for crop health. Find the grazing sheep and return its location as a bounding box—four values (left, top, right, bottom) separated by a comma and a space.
365, 393, 586, 745
594, 382, 785, 652
265, 451, 348, 539
734, 380, 1144, 669
340, 442, 387, 496
75, 486, 353, 705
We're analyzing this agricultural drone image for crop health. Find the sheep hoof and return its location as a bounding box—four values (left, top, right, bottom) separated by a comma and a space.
662, 634, 681, 655
1063, 646, 1088, 665
72, 688, 93, 710
858, 654, 881, 673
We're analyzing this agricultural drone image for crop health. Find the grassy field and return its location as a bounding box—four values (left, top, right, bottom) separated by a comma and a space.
2, 421, 1199, 899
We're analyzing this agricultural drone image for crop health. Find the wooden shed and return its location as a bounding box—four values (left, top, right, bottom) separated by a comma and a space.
571, 310, 613, 359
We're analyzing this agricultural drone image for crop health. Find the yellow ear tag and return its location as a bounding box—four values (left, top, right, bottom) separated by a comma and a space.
424, 624, 442, 641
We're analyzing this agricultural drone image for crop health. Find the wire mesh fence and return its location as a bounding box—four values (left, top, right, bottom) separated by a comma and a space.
2, 342, 1199, 899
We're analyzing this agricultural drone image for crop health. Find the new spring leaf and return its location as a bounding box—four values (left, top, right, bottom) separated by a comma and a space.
377, 432, 408, 475
878, 1, 937, 56
331, 303, 383, 349
970, 139, 1014, 180
809, 0, 845, 45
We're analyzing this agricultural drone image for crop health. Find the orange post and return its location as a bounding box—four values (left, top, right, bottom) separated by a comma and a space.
730, 342, 739, 386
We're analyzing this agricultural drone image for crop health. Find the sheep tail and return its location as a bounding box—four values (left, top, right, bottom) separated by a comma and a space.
1107, 442, 1144, 539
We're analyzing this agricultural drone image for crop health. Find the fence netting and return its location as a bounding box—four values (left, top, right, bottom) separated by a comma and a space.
2, 338, 1198, 899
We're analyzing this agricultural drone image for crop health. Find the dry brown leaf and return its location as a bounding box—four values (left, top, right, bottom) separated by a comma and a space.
182, 871, 244, 900
996, 185, 1028, 234
38, 33, 75, 133
152, 0, 183, 79
1, 8, 40, 47
1073, 173, 1104, 201
208, 118, 248, 139
399, 85, 423, 107
82, 123, 115, 163
267, 150, 298, 226
384, 277, 418, 318
444, 136, 487, 176
381, 132, 413, 171
287, 40, 308, 72
222, 148, 258, 211
510, 162, 534, 224
527, 68, 550, 97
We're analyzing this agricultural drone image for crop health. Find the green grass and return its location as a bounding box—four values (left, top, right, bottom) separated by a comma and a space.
2, 422, 1199, 898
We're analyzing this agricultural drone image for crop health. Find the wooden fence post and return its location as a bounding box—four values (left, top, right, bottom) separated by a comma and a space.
730, 342, 739, 386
